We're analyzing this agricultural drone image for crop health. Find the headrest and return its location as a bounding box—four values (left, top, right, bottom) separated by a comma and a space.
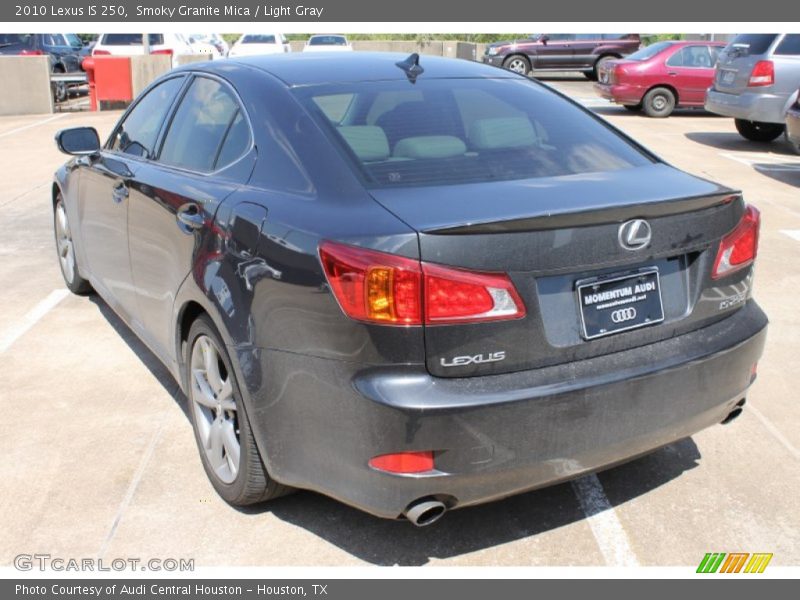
393, 135, 467, 159
468, 117, 538, 149
338, 126, 390, 162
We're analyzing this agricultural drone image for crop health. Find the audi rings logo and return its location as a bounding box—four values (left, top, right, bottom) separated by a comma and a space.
611, 307, 637, 323
618, 219, 652, 251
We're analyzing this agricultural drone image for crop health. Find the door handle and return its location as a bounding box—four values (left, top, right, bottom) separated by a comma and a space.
176, 203, 205, 231
112, 181, 128, 203
667, 71, 679, 76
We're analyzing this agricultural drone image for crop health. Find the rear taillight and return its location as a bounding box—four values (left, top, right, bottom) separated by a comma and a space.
369, 451, 434, 474
748, 60, 774, 87
92, 49, 111, 56
19, 49, 44, 55
151, 49, 174, 56
318, 241, 526, 326
712, 205, 760, 279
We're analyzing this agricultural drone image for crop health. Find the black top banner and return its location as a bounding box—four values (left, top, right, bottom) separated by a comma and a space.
0, 0, 795, 22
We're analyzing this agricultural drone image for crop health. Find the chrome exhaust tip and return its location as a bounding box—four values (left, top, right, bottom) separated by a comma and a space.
404, 497, 447, 527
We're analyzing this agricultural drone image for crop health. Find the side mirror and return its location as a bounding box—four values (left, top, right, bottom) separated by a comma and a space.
55, 127, 100, 156
540, 34, 550, 45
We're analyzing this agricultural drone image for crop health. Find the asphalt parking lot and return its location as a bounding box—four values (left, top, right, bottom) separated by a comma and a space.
1, 77, 798, 568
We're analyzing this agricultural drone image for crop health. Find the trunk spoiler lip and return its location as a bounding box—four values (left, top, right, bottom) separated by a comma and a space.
421, 191, 742, 235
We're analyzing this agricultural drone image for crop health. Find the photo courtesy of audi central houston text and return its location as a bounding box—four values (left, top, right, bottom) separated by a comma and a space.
52, 50, 767, 527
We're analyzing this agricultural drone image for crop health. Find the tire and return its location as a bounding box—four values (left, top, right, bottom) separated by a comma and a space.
52, 66, 67, 103
643, 87, 676, 118
588, 55, 617, 81
623, 104, 642, 112
54, 196, 92, 295
734, 119, 785, 142
502, 54, 531, 76
185, 314, 292, 506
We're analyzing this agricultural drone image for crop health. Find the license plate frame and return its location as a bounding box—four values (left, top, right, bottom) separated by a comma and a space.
576, 268, 665, 340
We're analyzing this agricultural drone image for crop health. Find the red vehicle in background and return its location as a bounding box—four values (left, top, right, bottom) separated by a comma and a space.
594, 40, 726, 117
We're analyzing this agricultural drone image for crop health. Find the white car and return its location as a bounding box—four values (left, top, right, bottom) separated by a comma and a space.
188, 33, 229, 57
303, 35, 353, 52
92, 33, 196, 67
228, 34, 291, 57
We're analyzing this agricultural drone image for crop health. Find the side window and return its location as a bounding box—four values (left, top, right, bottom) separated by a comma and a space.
667, 47, 713, 68
775, 34, 800, 56
574, 34, 601, 41
110, 76, 184, 158
159, 77, 251, 172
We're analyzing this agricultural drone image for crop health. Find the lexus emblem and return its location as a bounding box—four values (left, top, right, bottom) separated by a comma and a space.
618, 219, 652, 251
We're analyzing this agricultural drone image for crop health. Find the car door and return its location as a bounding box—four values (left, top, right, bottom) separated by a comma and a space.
570, 34, 604, 69
532, 34, 575, 69
77, 75, 186, 323
126, 74, 255, 362
665, 45, 717, 105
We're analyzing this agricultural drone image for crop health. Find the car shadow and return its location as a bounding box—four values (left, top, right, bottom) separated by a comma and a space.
685, 131, 798, 155
88, 294, 703, 566
592, 107, 721, 118
749, 162, 800, 187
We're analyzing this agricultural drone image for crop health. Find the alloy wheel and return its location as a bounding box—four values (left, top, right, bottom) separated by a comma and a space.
190, 335, 240, 484
55, 202, 76, 285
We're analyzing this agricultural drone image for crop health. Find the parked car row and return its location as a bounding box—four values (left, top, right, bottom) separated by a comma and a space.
590, 35, 800, 152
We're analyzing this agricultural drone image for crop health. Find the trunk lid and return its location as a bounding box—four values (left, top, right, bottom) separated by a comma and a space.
369, 164, 748, 378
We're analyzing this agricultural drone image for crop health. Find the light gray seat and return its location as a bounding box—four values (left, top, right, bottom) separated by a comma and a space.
392, 135, 467, 159
468, 117, 539, 150
337, 125, 390, 162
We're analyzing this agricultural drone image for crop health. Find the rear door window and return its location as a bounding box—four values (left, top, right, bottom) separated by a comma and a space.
158, 76, 251, 172
109, 76, 185, 158
666, 46, 714, 68
774, 34, 800, 56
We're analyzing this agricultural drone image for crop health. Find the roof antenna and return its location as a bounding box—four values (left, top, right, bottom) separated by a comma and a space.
395, 53, 424, 83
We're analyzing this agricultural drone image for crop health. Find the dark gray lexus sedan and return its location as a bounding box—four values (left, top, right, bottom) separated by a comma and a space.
53, 52, 767, 526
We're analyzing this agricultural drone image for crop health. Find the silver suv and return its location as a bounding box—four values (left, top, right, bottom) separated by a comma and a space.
706, 34, 800, 142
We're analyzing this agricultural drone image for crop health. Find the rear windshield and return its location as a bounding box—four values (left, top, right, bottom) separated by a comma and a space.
727, 34, 778, 56
309, 36, 347, 46
101, 34, 164, 46
626, 41, 673, 61
242, 35, 276, 44
0, 34, 30, 46
296, 78, 652, 188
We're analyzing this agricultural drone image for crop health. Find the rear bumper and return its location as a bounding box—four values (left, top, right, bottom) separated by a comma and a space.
594, 82, 644, 105
705, 87, 788, 123
242, 302, 767, 519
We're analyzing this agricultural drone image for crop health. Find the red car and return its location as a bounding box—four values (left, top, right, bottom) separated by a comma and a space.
594, 40, 726, 117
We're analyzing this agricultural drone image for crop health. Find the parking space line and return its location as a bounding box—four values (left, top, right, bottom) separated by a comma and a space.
98, 417, 166, 559
749, 405, 800, 461
0, 289, 69, 354
780, 230, 800, 242
571, 474, 640, 567
0, 113, 68, 139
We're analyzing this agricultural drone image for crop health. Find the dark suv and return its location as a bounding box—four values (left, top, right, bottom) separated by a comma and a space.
483, 34, 641, 79
0, 34, 83, 101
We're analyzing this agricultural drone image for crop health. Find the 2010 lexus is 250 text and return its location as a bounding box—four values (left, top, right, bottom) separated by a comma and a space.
52, 53, 767, 526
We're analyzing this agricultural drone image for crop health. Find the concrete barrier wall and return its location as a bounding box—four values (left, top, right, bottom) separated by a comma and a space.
0, 56, 53, 116
130, 55, 172, 98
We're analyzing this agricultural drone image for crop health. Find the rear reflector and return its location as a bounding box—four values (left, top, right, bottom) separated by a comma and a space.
369, 451, 434, 474
151, 49, 174, 56
712, 205, 760, 279
319, 241, 525, 325
748, 61, 774, 87
92, 49, 111, 55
